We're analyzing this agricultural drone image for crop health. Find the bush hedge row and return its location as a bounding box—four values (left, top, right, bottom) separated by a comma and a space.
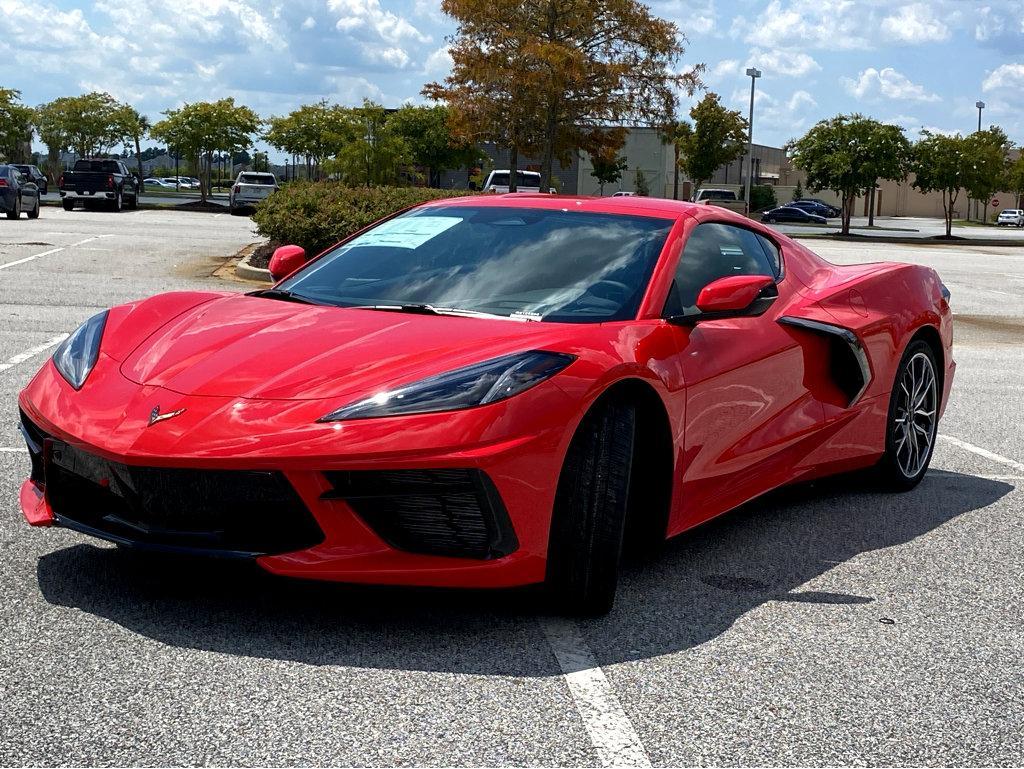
252, 182, 475, 256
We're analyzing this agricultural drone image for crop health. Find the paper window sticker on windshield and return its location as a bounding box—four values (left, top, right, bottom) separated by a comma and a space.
719, 246, 745, 257
345, 216, 464, 250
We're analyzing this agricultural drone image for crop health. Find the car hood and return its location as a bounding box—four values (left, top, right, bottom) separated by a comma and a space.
119, 293, 576, 401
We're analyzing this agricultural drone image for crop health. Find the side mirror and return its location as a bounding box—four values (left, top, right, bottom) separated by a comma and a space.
268, 244, 307, 282
668, 275, 777, 325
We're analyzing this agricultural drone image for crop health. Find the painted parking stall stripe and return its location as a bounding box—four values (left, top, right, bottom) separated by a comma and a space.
0, 234, 113, 272
540, 618, 652, 768
0, 334, 69, 373
939, 434, 1024, 473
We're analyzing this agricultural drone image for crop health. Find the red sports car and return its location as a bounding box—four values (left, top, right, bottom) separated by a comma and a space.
18, 195, 954, 613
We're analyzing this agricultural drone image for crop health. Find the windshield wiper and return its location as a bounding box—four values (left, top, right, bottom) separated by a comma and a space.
349, 303, 538, 321
249, 288, 322, 305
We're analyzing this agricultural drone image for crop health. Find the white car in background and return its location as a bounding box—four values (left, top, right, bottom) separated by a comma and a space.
143, 178, 175, 188
996, 209, 1024, 227
482, 170, 548, 194
229, 171, 279, 213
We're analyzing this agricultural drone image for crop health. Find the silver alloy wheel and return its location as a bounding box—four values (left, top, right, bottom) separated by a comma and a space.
893, 351, 938, 478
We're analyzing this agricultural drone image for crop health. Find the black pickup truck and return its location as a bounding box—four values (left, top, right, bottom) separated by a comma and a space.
59, 159, 140, 212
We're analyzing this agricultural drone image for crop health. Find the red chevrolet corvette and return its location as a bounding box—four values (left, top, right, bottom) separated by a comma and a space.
18, 195, 954, 613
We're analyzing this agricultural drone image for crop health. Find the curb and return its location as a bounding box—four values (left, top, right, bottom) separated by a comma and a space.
789, 232, 1024, 247
41, 199, 230, 213
236, 248, 272, 282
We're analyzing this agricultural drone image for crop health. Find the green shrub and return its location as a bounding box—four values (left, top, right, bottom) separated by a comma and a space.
252, 182, 476, 255
750, 184, 777, 212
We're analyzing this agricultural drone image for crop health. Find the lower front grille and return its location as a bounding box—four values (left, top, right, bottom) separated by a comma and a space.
322, 469, 518, 560
22, 413, 323, 556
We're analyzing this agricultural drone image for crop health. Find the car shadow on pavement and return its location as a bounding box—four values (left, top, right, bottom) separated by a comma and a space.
35, 470, 1011, 677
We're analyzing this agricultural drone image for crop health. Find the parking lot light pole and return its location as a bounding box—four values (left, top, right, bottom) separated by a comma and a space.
974, 101, 985, 221
744, 67, 761, 214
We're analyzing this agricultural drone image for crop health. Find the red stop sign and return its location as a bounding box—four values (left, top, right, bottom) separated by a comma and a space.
992, 198, 999, 207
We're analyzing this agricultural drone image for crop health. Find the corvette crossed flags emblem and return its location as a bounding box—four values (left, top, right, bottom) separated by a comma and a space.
148, 405, 187, 426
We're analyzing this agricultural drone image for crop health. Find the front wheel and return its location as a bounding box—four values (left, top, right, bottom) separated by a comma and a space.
877, 340, 940, 490
767, 217, 777, 223
27, 197, 39, 219
546, 399, 636, 615
62, 199, 75, 211
111, 190, 122, 212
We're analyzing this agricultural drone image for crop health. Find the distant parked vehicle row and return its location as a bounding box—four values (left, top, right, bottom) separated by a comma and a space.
996, 209, 1024, 227
143, 178, 176, 188
760, 205, 827, 224
0, 165, 41, 219
59, 159, 140, 212
229, 171, 279, 213
692, 188, 747, 214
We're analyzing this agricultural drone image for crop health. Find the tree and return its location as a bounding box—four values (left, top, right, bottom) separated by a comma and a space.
265, 100, 348, 181
1006, 153, 1024, 209
789, 114, 911, 235
426, 0, 701, 191
115, 106, 151, 180
911, 131, 969, 238
325, 101, 411, 187
750, 184, 777, 212
673, 93, 748, 200
963, 127, 1011, 224
151, 98, 262, 202
0, 88, 33, 162
387, 105, 480, 187
590, 150, 628, 195
634, 167, 649, 196
792, 180, 803, 201
35, 92, 125, 159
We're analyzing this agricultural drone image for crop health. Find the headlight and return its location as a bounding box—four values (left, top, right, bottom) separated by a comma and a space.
53, 311, 108, 389
319, 350, 575, 422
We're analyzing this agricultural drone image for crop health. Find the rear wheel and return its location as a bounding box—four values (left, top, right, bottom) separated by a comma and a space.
546, 399, 636, 615
6, 197, 21, 219
877, 340, 939, 490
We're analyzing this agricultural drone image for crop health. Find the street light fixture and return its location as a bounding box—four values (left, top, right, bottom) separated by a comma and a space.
744, 67, 762, 214
976, 100, 985, 132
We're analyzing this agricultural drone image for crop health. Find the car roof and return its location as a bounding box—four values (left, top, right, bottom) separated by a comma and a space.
419, 193, 721, 221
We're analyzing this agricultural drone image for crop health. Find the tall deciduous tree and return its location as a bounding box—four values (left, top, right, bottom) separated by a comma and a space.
151, 98, 262, 202
387, 105, 480, 187
265, 101, 348, 180
963, 127, 1011, 223
115, 105, 151, 180
35, 92, 125, 159
0, 88, 33, 162
1005, 152, 1024, 210
425, 0, 701, 192
325, 101, 412, 187
673, 92, 748, 200
589, 150, 627, 195
789, 114, 910, 235
911, 131, 969, 238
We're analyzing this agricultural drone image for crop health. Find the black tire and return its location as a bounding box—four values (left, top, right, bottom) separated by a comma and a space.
62, 199, 75, 211
126, 191, 138, 210
6, 197, 21, 219
111, 190, 122, 212
877, 339, 940, 491
40, 184, 47, 196
767, 217, 777, 223
546, 399, 637, 615
27, 197, 39, 219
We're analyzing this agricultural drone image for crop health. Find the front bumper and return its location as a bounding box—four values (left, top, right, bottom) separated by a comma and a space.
18, 362, 574, 588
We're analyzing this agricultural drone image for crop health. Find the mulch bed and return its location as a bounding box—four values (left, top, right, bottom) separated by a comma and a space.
174, 200, 229, 213
249, 241, 280, 269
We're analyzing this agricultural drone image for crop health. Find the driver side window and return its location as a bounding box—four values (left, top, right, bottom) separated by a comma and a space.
664, 222, 777, 315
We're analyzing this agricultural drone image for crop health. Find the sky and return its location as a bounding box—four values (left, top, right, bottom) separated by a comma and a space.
2, 0, 1022, 158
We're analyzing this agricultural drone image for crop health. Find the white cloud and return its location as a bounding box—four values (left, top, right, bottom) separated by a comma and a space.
880, 4, 950, 43
363, 45, 410, 69
843, 67, 940, 103
747, 48, 820, 77
740, 0, 872, 50
422, 45, 453, 78
983, 62, 1024, 91
301, 16, 316, 30
328, 0, 429, 43
787, 90, 816, 110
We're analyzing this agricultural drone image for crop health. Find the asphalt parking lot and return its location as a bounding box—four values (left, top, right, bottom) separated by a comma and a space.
1, 207, 1023, 766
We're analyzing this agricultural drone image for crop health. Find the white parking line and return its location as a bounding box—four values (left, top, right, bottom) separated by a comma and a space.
0, 334, 69, 373
540, 618, 651, 768
939, 434, 1024, 473
0, 234, 113, 271
0, 447, 28, 453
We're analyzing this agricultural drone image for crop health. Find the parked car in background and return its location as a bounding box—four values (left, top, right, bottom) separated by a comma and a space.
790, 199, 837, 218
996, 209, 1024, 227
482, 170, 545, 194
12, 164, 48, 195
59, 159, 139, 212
161, 176, 197, 189
611, 191, 636, 197
693, 188, 747, 214
0, 165, 41, 219
229, 171, 279, 213
761, 205, 827, 224
796, 198, 841, 217
143, 177, 176, 188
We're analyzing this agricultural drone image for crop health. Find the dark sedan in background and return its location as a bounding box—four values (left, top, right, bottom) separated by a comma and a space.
790, 199, 838, 218
0, 165, 40, 219
760, 205, 827, 224
12, 164, 48, 195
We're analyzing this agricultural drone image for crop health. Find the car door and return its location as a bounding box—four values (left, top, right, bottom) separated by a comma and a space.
664, 221, 827, 532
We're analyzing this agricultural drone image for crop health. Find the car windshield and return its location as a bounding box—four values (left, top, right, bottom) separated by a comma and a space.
276, 205, 673, 323
240, 174, 276, 185
490, 172, 542, 188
